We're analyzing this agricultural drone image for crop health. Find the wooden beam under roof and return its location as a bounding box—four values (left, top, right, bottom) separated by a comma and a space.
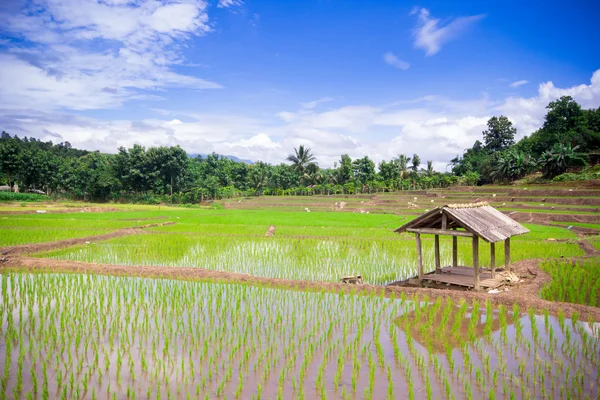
407, 228, 474, 237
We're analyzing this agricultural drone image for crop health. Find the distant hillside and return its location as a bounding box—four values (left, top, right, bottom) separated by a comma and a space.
189, 153, 254, 164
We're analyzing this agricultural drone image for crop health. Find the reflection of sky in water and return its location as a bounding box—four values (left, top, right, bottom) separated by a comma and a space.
1, 274, 598, 400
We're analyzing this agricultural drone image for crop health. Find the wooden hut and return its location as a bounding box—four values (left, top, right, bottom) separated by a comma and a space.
395, 202, 529, 290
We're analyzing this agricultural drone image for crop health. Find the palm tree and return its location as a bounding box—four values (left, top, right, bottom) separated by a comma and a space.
426, 161, 434, 177
396, 154, 411, 179
250, 167, 269, 195
411, 154, 421, 173
286, 145, 317, 174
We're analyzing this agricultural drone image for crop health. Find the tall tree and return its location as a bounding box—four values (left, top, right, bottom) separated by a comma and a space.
352, 156, 375, 185
426, 161, 434, 177
483, 116, 516, 152
0, 135, 22, 190
337, 154, 353, 184
411, 154, 421, 173
396, 154, 411, 179
286, 145, 317, 176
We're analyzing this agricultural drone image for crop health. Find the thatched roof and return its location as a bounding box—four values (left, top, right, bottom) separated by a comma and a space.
395, 202, 529, 243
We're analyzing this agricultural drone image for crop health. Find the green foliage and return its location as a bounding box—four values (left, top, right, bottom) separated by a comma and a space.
0, 192, 48, 202
552, 164, 600, 182
451, 96, 600, 184
490, 149, 536, 182
539, 143, 587, 178
483, 116, 516, 152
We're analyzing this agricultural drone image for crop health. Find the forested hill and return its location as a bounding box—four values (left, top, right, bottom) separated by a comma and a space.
1, 96, 599, 203
450, 96, 600, 184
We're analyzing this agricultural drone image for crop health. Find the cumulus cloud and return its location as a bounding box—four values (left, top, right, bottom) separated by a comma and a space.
411, 7, 485, 56
383, 52, 410, 70
0, 0, 220, 111
510, 80, 529, 88
2, 70, 600, 172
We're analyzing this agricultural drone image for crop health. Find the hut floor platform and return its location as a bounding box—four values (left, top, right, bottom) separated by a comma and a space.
422, 266, 505, 290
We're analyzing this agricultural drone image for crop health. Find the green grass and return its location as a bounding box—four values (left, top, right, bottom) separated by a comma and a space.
552, 221, 600, 230
0, 212, 173, 246
0, 229, 116, 247
38, 219, 583, 284
539, 258, 600, 307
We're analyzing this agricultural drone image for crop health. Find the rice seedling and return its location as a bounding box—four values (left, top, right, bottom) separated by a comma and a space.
4, 271, 596, 399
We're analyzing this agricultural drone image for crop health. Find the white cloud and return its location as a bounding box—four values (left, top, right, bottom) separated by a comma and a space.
300, 97, 334, 109
383, 52, 410, 70
0, 0, 219, 111
2, 70, 600, 172
510, 80, 529, 88
411, 8, 485, 56
217, 0, 243, 8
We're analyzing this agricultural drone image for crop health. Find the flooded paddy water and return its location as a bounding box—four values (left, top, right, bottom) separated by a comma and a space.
0, 273, 598, 399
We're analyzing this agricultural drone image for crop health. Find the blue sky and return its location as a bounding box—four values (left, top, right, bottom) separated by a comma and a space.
1, 0, 599, 169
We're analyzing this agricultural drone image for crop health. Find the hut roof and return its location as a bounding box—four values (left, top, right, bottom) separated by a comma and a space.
394, 202, 529, 243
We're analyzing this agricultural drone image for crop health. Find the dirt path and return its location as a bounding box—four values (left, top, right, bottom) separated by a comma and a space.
0, 222, 175, 255
2, 254, 599, 322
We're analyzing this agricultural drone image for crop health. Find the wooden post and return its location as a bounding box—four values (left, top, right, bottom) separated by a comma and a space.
441, 213, 447, 230
505, 237, 511, 271
416, 233, 423, 282
452, 233, 458, 268
473, 235, 480, 291
434, 235, 441, 272
490, 242, 496, 278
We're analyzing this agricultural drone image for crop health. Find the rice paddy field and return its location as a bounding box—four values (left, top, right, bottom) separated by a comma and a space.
1, 273, 598, 400
1, 183, 600, 399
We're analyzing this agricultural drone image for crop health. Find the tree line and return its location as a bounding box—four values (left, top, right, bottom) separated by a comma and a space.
2, 95, 597, 203
450, 96, 600, 183
0, 133, 460, 203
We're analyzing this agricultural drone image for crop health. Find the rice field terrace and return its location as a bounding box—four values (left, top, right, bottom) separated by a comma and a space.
1, 184, 600, 399
1, 273, 599, 400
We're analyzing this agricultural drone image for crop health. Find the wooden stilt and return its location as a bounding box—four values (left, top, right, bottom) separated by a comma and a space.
490, 242, 496, 278
434, 235, 441, 272
505, 237, 511, 271
473, 236, 480, 291
416, 233, 423, 282
452, 235, 458, 268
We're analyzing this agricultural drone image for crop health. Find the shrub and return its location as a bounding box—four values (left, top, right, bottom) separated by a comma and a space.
0, 192, 49, 202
